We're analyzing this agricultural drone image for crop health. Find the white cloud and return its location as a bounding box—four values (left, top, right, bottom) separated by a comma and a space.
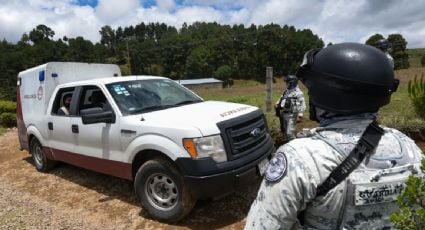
175, 6, 224, 24
0, 0, 100, 42
156, 0, 176, 11
54, 6, 101, 41
95, 0, 140, 24
228, 8, 250, 25
132, 5, 224, 28
0, 0, 425, 48
249, 0, 323, 27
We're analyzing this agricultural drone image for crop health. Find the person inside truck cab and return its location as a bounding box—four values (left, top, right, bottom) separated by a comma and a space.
89, 90, 111, 111
57, 94, 72, 115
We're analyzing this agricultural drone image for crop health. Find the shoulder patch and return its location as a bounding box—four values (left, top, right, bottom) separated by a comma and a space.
265, 152, 287, 183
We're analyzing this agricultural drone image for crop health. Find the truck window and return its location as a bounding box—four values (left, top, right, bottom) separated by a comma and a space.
77, 86, 111, 115
52, 87, 75, 116
106, 79, 202, 115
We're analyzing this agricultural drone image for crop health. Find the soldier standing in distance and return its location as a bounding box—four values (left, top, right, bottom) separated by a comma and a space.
374, 38, 394, 69
275, 75, 306, 142
245, 43, 423, 229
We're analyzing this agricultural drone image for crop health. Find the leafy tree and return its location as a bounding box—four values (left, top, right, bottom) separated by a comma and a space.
365, 33, 385, 46
421, 55, 425, 67
65, 37, 95, 62
365, 33, 410, 70
99, 25, 116, 50
186, 45, 212, 78
388, 34, 410, 69
214, 65, 232, 81
19, 33, 30, 44
29, 24, 55, 44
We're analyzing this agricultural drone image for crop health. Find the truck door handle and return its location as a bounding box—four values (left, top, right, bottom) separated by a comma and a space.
48, 122, 53, 130
71, 124, 79, 133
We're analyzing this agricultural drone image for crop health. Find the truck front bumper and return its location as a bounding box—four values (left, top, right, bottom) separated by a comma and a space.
175, 142, 274, 199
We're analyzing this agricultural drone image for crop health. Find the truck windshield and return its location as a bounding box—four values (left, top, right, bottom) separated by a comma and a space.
106, 79, 203, 115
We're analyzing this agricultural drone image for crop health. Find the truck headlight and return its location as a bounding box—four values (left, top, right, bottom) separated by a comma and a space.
183, 135, 227, 163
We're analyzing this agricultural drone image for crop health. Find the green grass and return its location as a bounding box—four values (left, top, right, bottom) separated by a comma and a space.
407, 48, 425, 68
379, 84, 425, 132
0, 127, 6, 136
195, 68, 425, 138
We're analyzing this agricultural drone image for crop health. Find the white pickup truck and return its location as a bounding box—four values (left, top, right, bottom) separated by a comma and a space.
16, 62, 274, 221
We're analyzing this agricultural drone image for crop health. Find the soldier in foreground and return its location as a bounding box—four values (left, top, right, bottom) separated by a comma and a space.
275, 75, 306, 142
245, 43, 424, 229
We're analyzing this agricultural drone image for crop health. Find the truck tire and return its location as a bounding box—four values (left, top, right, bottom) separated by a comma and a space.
30, 138, 56, 172
134, 158, 196, 222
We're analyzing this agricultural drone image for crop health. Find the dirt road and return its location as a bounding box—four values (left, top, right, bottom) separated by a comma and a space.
2, 129, 424, 229
0, 129, 259, 229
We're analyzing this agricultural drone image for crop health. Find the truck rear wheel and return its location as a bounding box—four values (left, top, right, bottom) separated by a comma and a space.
134, 158, 196, 222
30, 138, 55, 172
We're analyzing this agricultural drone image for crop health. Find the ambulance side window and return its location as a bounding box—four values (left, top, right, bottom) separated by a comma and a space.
52, 87, 75, 116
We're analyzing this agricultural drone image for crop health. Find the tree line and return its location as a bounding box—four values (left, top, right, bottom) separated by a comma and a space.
0, 22, 324, 101
365, 33, 410, 69
0, 22, 411, 101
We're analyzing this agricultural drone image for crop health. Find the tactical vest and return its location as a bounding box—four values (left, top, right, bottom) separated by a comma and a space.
303, 129, 423, 229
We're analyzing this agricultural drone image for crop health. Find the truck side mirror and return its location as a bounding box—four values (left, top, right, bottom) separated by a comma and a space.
81, 108, 116, 124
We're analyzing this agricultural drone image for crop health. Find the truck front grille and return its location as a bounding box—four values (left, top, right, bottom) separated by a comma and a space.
217, 110, 271, 160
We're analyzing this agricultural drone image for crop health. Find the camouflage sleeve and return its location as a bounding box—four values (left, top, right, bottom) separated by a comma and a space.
296, 88, 306, 114
244, 145, 318, 230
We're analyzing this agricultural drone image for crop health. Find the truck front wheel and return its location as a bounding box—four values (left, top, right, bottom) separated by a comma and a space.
134, 158, 196, 222
30, 138, 56, 172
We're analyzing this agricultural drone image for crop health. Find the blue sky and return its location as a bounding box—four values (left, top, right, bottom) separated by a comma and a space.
76, 0, 99, 7
76, 0, 184, 8
1, 0, 425, 48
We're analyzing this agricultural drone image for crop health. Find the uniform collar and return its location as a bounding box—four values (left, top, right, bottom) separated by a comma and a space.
319, 118, 374, 129
317, 111, 377, 127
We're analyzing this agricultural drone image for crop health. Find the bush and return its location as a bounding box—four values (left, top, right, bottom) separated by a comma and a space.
214, 65, 232, 81
0, 100, 16, 114
408, 75, 425, 119
421, 55, 425, 67
0, 112, 16, 127
390, 156, 425, 229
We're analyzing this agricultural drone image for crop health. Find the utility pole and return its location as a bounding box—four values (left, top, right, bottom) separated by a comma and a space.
124, 35, 136, 75
125, 39, 132, 75
266, 67, 273, 112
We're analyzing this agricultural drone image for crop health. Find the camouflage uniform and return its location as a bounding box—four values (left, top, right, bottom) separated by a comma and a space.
277, 85, 306, 118
277, 85, 306, 140
245, 118, 424, 230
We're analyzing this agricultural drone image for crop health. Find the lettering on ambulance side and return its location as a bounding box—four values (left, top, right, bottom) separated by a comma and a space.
24, 94, 36, 99
220, 106, 251, 117
354, 182, 405, 206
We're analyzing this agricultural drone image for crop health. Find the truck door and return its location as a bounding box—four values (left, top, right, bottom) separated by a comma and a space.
47, 87, 77, 154
70, 85, 122, 161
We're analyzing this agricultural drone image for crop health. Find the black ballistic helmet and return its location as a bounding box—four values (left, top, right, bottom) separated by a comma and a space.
296, 42, 399, 114
283, 75, 298, 83
283, 75, 298, 89
374, 39, 392, 51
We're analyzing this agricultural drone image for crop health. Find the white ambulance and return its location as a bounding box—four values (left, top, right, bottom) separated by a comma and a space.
16, 62, 273, 222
